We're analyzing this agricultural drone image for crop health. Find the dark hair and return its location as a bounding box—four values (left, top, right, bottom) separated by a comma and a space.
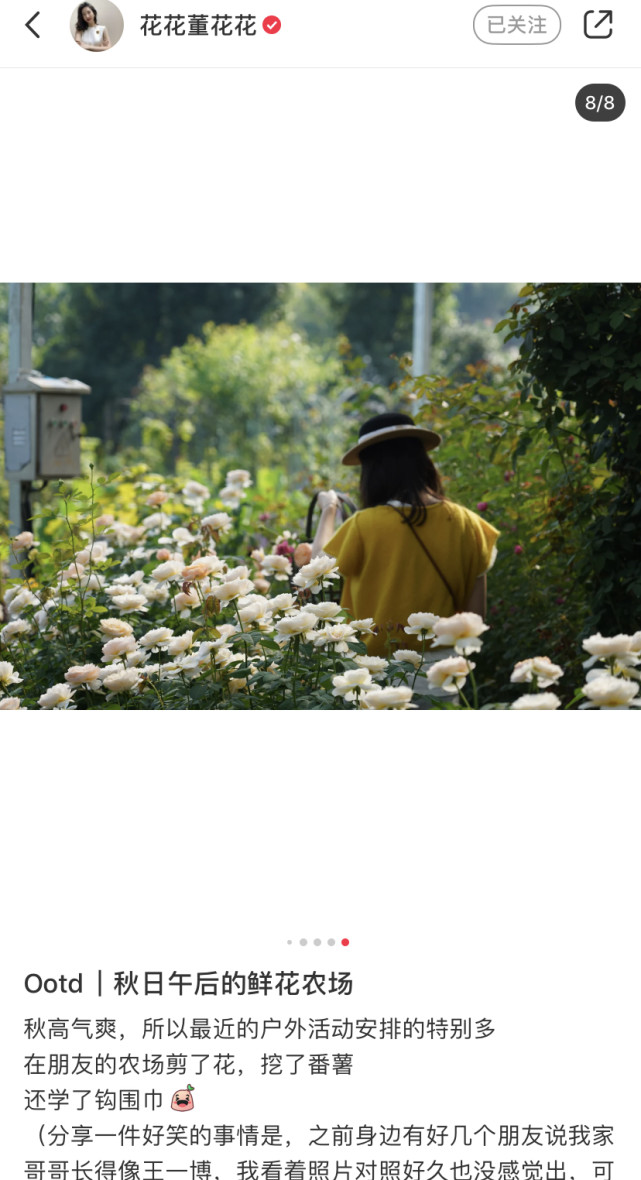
358, 412, 444, 527
76, 3, 98, 31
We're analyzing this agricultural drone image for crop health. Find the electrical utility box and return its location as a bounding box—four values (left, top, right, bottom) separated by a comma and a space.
2, 371, 91, 481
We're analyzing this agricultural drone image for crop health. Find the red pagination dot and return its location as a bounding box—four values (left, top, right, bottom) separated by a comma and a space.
341, 938, 350, 946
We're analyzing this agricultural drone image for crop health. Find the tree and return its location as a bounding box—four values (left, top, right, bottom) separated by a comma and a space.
503, 283, 641, 631
127, 320, 365, 481
36, 284, 279, 440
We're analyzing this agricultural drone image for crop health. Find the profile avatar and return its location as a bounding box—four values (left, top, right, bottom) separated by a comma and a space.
171, 1084, 195, 1111
71, 2, 124, 52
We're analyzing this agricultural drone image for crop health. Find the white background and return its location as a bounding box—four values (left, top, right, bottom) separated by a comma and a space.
4, 730, 639, 1176
0, 67, 639, 278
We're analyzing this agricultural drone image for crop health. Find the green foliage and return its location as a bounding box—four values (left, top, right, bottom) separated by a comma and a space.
27, 283, 518, 445
125, 320, 384, 482
501, 283, 641, 632
401, 363, 594, 696
35, 283, 278, 439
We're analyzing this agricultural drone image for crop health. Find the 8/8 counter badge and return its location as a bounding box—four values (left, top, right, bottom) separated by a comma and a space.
576, 83, 625, 121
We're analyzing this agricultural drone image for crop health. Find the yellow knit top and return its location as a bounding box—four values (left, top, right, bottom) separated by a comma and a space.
324, 501, 499, 656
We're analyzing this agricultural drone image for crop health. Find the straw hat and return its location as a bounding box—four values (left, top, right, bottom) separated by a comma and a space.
341, 412, 441, 466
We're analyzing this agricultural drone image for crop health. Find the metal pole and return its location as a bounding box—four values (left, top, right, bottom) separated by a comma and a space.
8, 283, 33, 381
7, 283, 34, 548
412, 282, 434, 377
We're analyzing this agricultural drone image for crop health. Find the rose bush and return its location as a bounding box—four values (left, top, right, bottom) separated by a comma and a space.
1, 469, 639, 711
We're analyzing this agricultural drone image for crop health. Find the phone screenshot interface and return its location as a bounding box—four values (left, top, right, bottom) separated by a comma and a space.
1, 4, 639, 1180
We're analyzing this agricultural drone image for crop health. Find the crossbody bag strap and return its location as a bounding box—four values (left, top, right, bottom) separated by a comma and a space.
389, 505, 460, 611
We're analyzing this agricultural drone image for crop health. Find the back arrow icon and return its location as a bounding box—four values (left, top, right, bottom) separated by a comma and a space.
26, 12, 40, 38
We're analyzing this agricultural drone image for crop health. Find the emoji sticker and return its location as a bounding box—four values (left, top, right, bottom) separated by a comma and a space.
171, 1084, 195, 1111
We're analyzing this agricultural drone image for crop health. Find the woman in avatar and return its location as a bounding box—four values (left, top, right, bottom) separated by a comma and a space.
75, 4, 111, 51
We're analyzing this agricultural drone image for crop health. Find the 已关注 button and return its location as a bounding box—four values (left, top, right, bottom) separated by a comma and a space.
474, 6, 562, 44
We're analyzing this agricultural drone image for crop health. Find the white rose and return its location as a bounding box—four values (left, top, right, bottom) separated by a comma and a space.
64, 664, 102, 688
332, 668, 373, 700
267, 594, 297, 613
38, 683, 76, 710
292, 555, 341, 592
142, 661, 182, 680
392, 649, 423, 669
174, 589, 200, 614
34, 605, 58, 636
182, 555, 224, 581
313, 623, 356, 652
146, 489, 170, 507
511, 692, 562, 710
261, 554, 292, 580
111, 593, 149, 614
274, 611, 318, 638
360, 686, 416, 710
305, 601, 343, 620
351, 618, 376, 634
582, 632, 640, 670
11, 531, 37, 551
142, 582, 170, 604
404, 612, 439, 638
139, 627, 174, 650
211, 625, 238, 643
102, 636, 137, 662
183, 480, 209, 499
212, 578, 254, 602
1, 619, 32, 644
510, 656, 564, 688
167, 631, 195, 656
76, 540, 112, 564
113, 570, 145, 586
238, 601, 271, 626
8, 588, 40, 616
176, 654, 204, 680
95, 513, 115, 529
582, 633, 633, 659
214, 646, 245, 668
0, 661, 22, 688
100, 618, 134, 639
221, 565, 249, 582
107, 521, 144, 545
226, 469, 252, 486
123, 648, 149, 668
354, 655, 389, 675
151, 560, 183, 582
60, 562, 86, 582
103, 667, 143, 694
219, 485, 244, 506
142, 512, 173, 532
79, 573, 105, 592
201, 512, 233, 534
426, 655, 475, 693
431, 612, 489, 652
581, 674, 641, 709
0, 696, 22, 710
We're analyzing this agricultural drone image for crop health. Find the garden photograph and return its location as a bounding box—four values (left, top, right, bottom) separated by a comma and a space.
1, 281, 640, 711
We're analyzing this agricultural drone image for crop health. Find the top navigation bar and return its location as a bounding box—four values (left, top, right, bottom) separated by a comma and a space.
2, 3, 638, 67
